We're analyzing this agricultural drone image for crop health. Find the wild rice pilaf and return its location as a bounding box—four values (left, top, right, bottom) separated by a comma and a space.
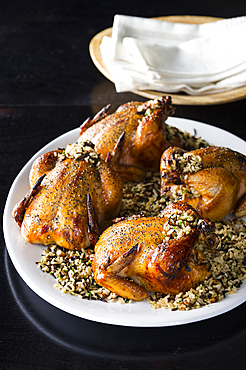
36, 129, 246, 311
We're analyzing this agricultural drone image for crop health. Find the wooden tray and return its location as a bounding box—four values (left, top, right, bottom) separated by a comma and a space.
89, 15, 246, 105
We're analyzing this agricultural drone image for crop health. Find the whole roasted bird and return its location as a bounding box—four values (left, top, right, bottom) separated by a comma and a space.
93, 202, 214, 301
12, 141, 123, 250
78, 96, 187, 182
160, 146, 246, 221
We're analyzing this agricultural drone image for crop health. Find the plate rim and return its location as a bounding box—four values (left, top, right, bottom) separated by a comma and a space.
3, 117, 246, 327
89, 15, 246, 106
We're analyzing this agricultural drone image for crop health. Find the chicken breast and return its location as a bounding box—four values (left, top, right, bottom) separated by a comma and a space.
12, 141, 123, 250
160, 146, 246, 221
93, 202, 214, 301
78, 96, 185, 182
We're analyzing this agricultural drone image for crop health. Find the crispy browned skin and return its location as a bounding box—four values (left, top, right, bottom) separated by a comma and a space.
12, 149, 123, 250
78, 96, 184, 182
160, 146, 246, 221
93, 202, 213, 301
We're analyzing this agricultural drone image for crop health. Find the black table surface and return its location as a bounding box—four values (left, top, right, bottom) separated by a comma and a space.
1, 1, 246, 369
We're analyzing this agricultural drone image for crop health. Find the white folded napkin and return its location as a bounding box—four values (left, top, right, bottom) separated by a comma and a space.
100, 15, 246, 95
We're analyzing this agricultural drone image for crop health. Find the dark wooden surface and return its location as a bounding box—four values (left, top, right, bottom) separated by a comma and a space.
1, 1, 246, 369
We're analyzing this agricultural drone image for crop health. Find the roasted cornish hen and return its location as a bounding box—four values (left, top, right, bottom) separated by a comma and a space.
78, 96, 186, 182
12, 141, 123, 250
93, 202, 214, 301
160, 146, 246, 221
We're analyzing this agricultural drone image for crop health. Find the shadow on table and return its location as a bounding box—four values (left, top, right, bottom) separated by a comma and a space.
5, 248, 246, 368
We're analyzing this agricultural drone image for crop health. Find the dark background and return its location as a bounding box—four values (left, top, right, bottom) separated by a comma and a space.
1, 1, 246, 369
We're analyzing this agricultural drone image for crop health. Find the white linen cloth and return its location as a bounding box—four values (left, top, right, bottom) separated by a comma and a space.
100, 15, 246, 95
